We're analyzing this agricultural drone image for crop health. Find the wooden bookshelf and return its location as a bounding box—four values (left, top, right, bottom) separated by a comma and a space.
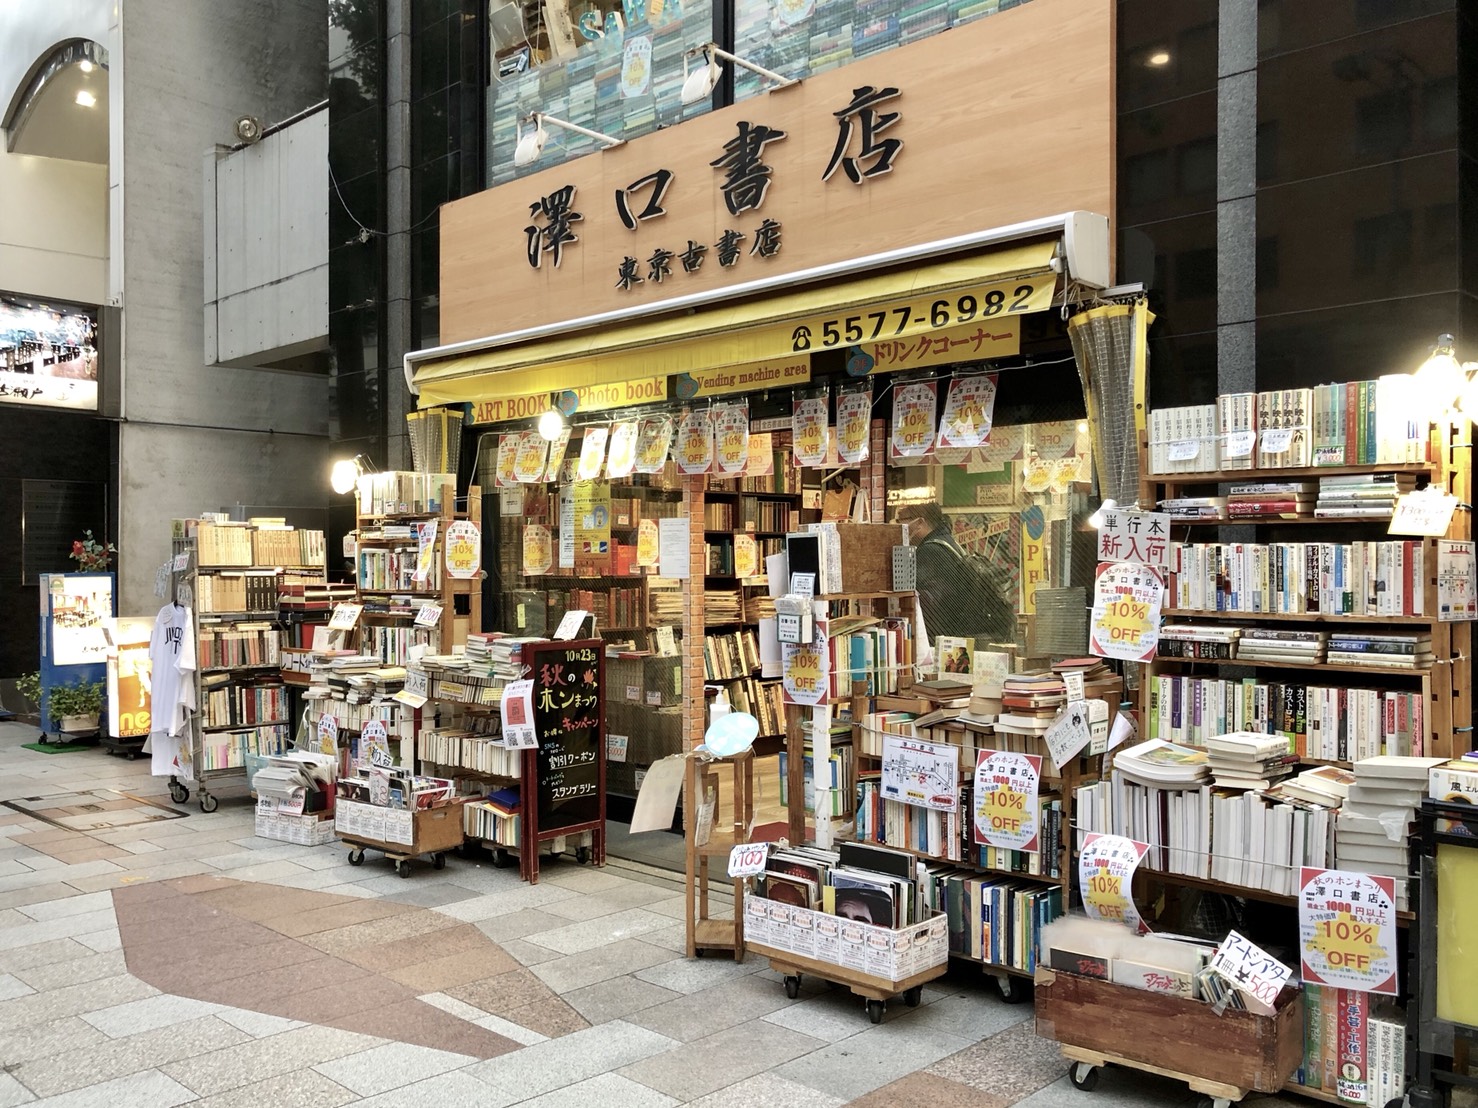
1154, 655, 1431, 678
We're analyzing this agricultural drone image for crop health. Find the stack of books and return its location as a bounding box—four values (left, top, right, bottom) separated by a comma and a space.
994, 673, 1066, 739
1235, 628, 1326, 665
1159, 496, 1227, 522
1325, 632, 1432, 670
1314, 473, 1417, 519
1227, 480, 1315, 520
1112, 739, 1210, 788
1158, 623, 1240, 660
1275, 765, 1356, 807
1336, 755, 1446, 910
1204, 731, 1300, 790
1429, 758, 1478, 803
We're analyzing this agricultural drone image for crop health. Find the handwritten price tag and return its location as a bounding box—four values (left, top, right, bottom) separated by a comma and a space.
1260, 427, 1294, 454
1223, 429, 1256, 459
1166, 440, 1198, 462
414, 603, 442, 628
1390, 491, 1459, 538
1210, 929, 1292, 1011
728, 842, 769, 878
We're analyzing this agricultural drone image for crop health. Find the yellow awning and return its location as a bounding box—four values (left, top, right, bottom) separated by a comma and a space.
414, 239, 1059, 408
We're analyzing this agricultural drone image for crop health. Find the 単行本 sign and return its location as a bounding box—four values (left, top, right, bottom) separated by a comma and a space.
1096, 508, 1171, 569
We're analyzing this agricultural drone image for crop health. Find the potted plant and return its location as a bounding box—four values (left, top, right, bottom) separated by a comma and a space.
70, 530, 117, 572
46, 678, 105, 734
16, 671, 41, 712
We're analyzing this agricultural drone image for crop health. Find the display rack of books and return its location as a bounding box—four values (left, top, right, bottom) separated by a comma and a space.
850, 659, 1114, 1000
303, 653, 420, 782
167, 518, 327, 812
354, 472, 482, 659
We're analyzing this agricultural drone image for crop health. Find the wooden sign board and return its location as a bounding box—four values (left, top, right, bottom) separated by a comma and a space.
439, 0, 1113, 344
527, 639, 605, 831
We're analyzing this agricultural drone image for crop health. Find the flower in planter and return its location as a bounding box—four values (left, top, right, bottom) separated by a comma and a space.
70, 530, 117, 572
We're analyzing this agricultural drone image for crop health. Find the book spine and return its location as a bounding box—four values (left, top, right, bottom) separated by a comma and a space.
1337, 988, 1369, 1104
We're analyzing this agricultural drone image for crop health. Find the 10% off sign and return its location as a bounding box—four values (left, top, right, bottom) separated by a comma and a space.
1077, 833, 1150, 932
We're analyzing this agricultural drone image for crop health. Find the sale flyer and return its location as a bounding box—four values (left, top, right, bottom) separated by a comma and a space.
782, 621, 829, 706
635, 416, 674, 473
1298, 867, 1398, 995
713, 402, 750, 474
636, 518, 659, 567
836, 383, 872, 463
745, 432, 776, 476
522, 523, 553, 575
443, 520, 481, 579
1089, 561, 1164, 662
792, 393, 830, 467
676, 409, 714, 474
577, 427, 609, 481
890, 380, 938, 460
1078, 833, 1150, 932
937, 372, 998, 449
972, 749, 1042, 850
542, 426, 572, 482
495, 433, 520, 487
513, 431, 548, 483
734, 533, 759, 579
605, 420, 639, 479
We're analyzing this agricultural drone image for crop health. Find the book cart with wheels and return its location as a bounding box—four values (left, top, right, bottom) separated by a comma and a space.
338, 800, 466, 878
1404, 799, 1478, 1108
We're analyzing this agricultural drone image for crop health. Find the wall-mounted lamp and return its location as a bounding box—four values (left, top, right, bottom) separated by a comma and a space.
329, 453, 376, 495
513, 112, 624, 168
680, 43, 798, 106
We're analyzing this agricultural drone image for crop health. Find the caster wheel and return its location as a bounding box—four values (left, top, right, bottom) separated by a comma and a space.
996, 975, 1026, 1003
169, 782, 189, 804
694, 949, 706, 958
199, 794, 218, 813
396, 859, 411, 878
784, 975, 801, 999
490, 849, 510, 869
1069, 1062, 1098, 1091
576, 847, 592, 865
348, 849, 365, 866
432, 852, 446, 870
866, 999, 884, 1025
1384, 1099, 1406, 1108
904, 985, 923, 1008
126, 752, 137, 761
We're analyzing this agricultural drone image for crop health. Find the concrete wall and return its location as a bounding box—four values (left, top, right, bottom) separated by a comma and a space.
116, 0, 329, 610
0, 136, 107, 304
204, 110, 329, 369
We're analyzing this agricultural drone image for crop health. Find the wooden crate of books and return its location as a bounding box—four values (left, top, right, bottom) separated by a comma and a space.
1034, 967, 1304, 1094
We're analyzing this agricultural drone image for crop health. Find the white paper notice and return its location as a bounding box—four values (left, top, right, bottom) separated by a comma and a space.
1106, 710, 1138, 754
880, 735, 960, 812
1390, 491, 1460, 537
1044, 701, 1093, 771
657, 517, 690, 579
766, 551, 789, 599
630, 753, 687, 833
758, 617, 782, 678
1062, 670, 1085, 702
500, 679, 537, 748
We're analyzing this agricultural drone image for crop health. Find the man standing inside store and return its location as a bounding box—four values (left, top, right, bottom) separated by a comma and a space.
894, 502, 1017, 648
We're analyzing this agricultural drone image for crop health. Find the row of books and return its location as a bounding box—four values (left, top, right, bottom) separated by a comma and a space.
757, 841, 928, 930
356, 471, 454, 517
1168, 540, 1428, 616
778, 739, 856, 817
308, 696, 404, 736
731, 463, 803, 494
1294, 986, 1405, 1106
199, 724, 289, 770
742, 499, 796, 533
202, 680, 286, 730
705, 541, 736, 577
363, 626, 436, 667
193, 521, 255, 566
464, 791, 520, 846
280, 581, 356, 611
722, 676, 785, 737
703, 501, 738, 529
611, 495, 681, 528
1161, 625, 1433, 669
1147, 673, 1427, 759
198, 624, 279, 670
250, 527, 327, 569
703, 630, 760, 681
357, 549, 442, 593
1074, 776, 1334, 896
829, 616, 914, 698
562, 585, 647, 629
419, 726, 522, 777
925, 869, 1063, 972
196, 573, 279, 615
1147, 379, 1429, 474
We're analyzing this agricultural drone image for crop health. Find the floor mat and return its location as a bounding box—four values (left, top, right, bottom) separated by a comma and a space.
20, 741, 94, 754
3, 788, 189, 832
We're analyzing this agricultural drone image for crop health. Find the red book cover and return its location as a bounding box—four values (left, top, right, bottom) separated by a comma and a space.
1336, 988, 1369, 1104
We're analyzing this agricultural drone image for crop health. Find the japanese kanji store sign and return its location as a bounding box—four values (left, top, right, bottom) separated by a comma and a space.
439, 0, 1113, 342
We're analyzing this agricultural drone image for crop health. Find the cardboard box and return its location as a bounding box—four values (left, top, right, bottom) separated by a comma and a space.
744, 894, 948, 984
833, 523, 907, 594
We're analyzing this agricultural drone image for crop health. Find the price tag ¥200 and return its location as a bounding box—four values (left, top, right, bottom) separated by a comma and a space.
728, 842, 769, 879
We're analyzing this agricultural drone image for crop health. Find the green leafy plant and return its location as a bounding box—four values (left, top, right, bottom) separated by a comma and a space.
15, 672, 41, 706
70, 530, 116, 572
46, 679, 105, 723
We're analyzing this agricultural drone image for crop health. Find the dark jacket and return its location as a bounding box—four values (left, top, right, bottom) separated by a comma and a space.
916, 525, 1016, 645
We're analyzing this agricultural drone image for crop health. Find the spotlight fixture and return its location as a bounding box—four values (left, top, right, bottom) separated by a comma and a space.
681, 43, 797, 106
329, 453, 375, 495
1088, 498, 1117, 530
234, 115, 264, 145
513, 112, 623, 169
1146, 50, 1171, 66
74, 90, 96, 108
538, 408, 567, 441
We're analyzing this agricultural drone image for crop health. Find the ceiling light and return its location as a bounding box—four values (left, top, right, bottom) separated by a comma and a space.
234, 115, 263, 145
1088, 498, 1116, 530
513, 112, 623, 169
79, 60, 94, 73
74, 90, 96, 108
1146, 51, 1171, 66
538, 408, 566, 441
681, 43, 797, 107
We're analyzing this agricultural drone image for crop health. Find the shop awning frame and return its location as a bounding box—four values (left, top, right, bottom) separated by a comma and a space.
405, 210, 1109, 401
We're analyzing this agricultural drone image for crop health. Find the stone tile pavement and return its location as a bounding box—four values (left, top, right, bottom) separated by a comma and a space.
0, 722, 1302, 1106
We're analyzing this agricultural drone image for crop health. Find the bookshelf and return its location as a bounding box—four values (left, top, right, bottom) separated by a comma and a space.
354, 473, 483, 659
167, 518, 327, 811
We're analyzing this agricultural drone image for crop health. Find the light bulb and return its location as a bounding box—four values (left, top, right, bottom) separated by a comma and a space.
1415, 334, 1464, 410
330, 459, 359, 495
1088, 498, 1116, 530
538, 409, 565, 441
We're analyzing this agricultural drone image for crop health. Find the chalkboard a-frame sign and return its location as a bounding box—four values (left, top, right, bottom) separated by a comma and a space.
520, 638, 606, 882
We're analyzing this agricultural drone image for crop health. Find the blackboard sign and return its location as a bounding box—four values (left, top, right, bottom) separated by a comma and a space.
527, 639, 604, 832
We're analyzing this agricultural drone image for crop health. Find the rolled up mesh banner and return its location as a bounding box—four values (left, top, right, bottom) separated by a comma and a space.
1067, 299, 1150, 509
407, 408, 464, 475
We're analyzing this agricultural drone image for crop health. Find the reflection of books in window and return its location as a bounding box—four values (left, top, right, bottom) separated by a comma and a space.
937, 636, 974, 675
763, 873, 818, 909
